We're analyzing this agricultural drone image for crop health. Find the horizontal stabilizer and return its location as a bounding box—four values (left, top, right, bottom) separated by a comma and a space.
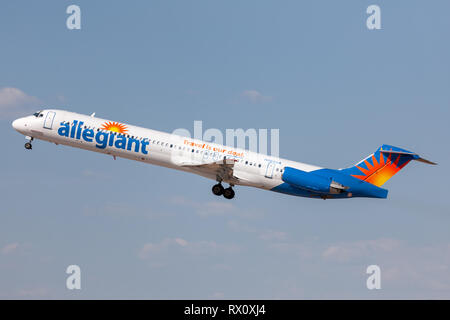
379, 149, 437, 165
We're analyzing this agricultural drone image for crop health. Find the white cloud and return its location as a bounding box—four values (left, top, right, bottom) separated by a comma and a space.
138, 237, 240, 261
259, 230, 288, 241
210, 292, 225, 299
226, 220, 288, 243
169, 196, 235, 217
227, 220, 257, 233
321, 238, 402, 263
0, 87, 40, 119
242, 90, 272, 103
170, 195, 263, 219
185, 240, 241, 255
138, 238, 175, 258
1, 242, 19, 255
56, 94, 67, 103
82, 202, 169, 220
267, 242, 314, 260
0, 287, 51, 299
264, 237, 450, 296
16, 287, 50, 298
319, 238, 450, 295
174, 238, 188, 247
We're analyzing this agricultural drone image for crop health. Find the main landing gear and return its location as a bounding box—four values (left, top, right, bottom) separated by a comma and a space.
212, 183, 235, 200
24, 137, 33, 150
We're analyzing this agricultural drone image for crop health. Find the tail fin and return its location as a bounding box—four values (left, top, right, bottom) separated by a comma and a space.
341, 144, 436, 187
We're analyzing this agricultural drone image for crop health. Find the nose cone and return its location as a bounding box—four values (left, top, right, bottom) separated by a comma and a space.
12, 119, 19, 130
12, 117, 26, 133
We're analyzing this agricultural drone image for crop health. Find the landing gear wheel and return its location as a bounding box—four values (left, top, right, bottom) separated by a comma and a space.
24, 142, 32, 150
212, 183, 224, 196
223, 187, 235, 200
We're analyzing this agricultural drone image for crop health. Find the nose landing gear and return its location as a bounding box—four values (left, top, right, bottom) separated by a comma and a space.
24, 136, 33, 150
211, 183, 235, 199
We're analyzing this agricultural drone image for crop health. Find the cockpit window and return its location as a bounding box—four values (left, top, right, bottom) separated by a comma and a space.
33, 111, 43, 117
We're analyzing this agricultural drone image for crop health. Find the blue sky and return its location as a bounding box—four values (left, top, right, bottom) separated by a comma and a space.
1, 0, 449, 299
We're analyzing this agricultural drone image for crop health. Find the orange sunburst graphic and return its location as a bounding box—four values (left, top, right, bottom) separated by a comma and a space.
351, 152, 410, 187
100, 121, 128, 134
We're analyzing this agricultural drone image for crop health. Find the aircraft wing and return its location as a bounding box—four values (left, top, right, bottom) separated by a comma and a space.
180, 158, 240, 183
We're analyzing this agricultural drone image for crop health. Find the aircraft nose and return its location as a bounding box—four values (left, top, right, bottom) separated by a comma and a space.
12, 117, 26, 132
12, 119, 19, 130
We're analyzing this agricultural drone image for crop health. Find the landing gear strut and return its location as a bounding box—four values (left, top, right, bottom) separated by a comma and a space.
24, 137, 33, 150
211, 183, 235, 199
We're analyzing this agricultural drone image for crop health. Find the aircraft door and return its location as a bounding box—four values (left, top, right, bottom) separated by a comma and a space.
43, 111, 56, 129
202, 150, 210, 161
265, 161, 275, 178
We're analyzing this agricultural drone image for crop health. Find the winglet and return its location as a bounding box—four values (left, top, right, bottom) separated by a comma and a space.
90, 112, 96, 117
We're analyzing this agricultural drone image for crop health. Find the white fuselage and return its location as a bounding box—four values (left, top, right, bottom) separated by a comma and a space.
12, 109, 322, 193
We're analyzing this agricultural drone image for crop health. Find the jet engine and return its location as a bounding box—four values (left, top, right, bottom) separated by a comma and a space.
282, 167, 348, 194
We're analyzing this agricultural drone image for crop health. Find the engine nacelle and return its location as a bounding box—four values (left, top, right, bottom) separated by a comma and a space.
282, 167, 347, 194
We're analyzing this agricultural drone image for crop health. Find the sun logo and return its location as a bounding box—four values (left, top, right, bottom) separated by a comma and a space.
100, 121, 128, 134
351, 152, 410, 187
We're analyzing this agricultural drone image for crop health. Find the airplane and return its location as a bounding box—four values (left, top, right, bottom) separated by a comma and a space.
12, 109, 436, 200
